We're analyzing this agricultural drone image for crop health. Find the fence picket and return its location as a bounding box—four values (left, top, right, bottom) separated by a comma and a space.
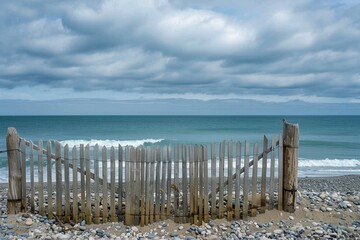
174, 144, 179, 222
243, 141, 250, 220
38, 140, 44, 216
110, 146, 116, 222
94, 144, 100, 224
278, 135, 284, 211
46, 141, 53, 219
21, 140, 26, 211
118, 145, 123, 218
148, 148, 155, 224
135, 147, 141, 225
145, 147, 151, 225
234, 142, 241, 220
166, 146, 172, 219
211, 143, 216, 219
85, 144, 91, 224
269, 136, 276, 210
218, 141, 225, 219
261, 136, 268, 213
251, 143, 258, 217
30, 141, 35, 213
80, 144, 85, 220
140, 147, 146, 226
161, 147, 166, 220
227, 142, 233, 221
102, 146, 108, 223
130, 147, 136, 225
194, 145, 199, 224
182, 144, 188, 223
189, 145, 195, 225
198, 145, 204, 224
155, 147, 161, 222
55, 142, 62, 218
72, 146, 78, 223
64, 144, 71, 223
203, 145, 209, 223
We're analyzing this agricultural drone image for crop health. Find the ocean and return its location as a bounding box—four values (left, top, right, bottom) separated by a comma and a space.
0, 115, 359, 181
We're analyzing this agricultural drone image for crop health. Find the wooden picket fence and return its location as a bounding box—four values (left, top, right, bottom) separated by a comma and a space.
5, 121, 299, 226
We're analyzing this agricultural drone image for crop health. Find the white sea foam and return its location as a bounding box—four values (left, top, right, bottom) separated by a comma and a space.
59, 139, 164, 148
298, 158, 360, 167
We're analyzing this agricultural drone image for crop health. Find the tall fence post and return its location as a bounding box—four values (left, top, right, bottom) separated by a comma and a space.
282, 120, 299, 213
6, 127, 23, 214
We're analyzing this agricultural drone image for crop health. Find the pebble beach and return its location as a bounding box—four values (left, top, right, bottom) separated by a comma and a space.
0, 175, 359, 239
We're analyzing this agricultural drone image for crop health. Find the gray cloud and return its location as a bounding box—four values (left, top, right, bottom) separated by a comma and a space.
0, 0, 359, 107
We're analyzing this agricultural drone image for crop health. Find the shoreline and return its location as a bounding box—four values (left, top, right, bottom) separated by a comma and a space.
0, 174, 359, 239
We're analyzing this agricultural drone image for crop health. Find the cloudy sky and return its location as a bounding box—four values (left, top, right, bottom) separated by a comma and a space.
0, 0, 359, 115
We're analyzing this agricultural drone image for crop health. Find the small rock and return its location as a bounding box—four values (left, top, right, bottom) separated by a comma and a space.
170, 232, 179, 237
274, 229, 283, 234
289, 216, 294, 220
25, 218, 33, 226
132, 226, 139, 232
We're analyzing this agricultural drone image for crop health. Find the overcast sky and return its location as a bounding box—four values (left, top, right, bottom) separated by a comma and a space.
0, 0, 359, 115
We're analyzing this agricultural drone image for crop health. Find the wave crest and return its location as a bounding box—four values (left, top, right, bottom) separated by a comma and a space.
59, 139, 164, 148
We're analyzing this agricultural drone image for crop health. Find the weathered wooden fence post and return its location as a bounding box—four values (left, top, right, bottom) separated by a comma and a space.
282, 120, 299, 212
6, 127, 23, 214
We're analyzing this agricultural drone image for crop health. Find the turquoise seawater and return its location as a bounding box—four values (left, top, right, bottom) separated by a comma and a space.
0, 115, 359, 179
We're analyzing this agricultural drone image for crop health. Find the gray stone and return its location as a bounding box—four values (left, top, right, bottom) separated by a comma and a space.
274, 229, 283, 234
170, 232, 179, 237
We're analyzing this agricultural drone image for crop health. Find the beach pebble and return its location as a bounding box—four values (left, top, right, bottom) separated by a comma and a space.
25, 218, 33, 226
289, 216, 294, 220
273, 229, 282, 234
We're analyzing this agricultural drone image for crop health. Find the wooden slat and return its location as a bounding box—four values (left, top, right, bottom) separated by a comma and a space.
227, 142, 233, 221
72, 146, 78, 223
145, 147, 151, 225
94, 144, 100, 224
193, 145, 199, 224
269, 136, 276, 210
198, 145, 204, 224
102, 146, 108, 223
135, 147, 141, 225
173, 144, 179, 222
80, 144, 85, 220
261, 136, 268, 213
140, 147, 146, 226
118, 145, 123, 218
234, 142, 241, 220
181, 144, 188, 223
278, 134, 284, 211
129, 147, 136, 225
55, 142, 62, 218
38, 140, 44, 215
64, 144, 71, 223
110, 146, 116, 222
166, 146, 172, 219
210, 143, 216, 219
125, 146, 130, 225
149, 148, 155, 224
189, 145, 194, 225
30, 141, 35, 213
155, 147, 161, 222
160, 147, 167, 220
203, 145, 209, 223
85, 144, 92, 224
218, 141, 225, 219
251, 143, 258, 217
243, 141, 250, 220
21, 139, 26, 211
47, 141, 53, 219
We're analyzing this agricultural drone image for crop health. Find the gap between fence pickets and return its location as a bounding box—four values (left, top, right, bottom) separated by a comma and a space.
208, 139, 279, 199
22, 139, 115, 193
